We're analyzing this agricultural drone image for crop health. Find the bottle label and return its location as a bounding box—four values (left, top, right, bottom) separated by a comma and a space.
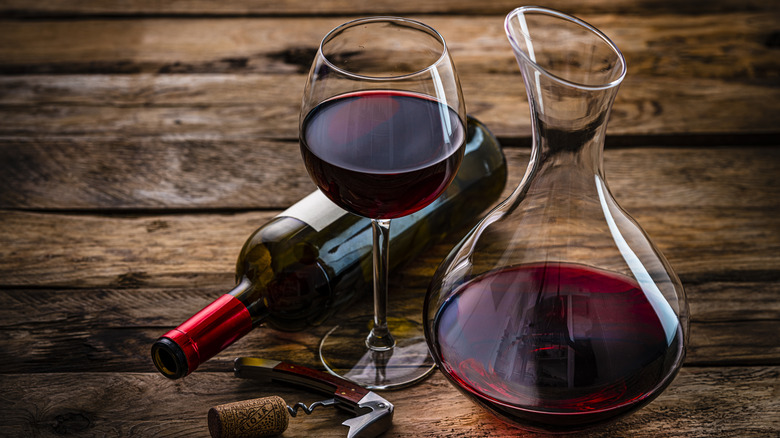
276, 190, 350, 232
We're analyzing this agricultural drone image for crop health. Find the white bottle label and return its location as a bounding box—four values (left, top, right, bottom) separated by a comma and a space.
276, 190, 350, 232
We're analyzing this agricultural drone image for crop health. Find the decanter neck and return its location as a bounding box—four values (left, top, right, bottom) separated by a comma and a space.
505, 5, 626, 175
511, 72, 622, 204
528, 88, 615, 175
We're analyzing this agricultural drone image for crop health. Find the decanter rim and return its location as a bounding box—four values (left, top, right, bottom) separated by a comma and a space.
505, 6, 628, 91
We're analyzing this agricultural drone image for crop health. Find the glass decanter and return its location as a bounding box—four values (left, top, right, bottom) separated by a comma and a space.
423, 6, 689, 432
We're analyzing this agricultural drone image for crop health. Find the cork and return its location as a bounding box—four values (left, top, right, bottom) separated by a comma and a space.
208, 395, 289, 438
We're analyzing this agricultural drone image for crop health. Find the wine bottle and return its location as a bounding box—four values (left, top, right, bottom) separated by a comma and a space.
151, 116, 508, 379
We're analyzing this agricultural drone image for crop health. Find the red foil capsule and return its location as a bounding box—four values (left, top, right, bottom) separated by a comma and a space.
153, 294, 253, 378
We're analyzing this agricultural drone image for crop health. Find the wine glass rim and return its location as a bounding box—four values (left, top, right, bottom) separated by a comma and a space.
505, 6, 627, 91
318, 16, 451, 81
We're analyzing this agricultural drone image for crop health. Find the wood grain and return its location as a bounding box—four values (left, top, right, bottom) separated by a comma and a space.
1, 14, 776, 140
1, 200, 778, 289
0, 137, 314, 210
0, 298, 777, 374
2, 280, 776, 331
0, 15, 776, 80
2, 141, 779, 210
0, 368, 777, 437
1, 74, 778, 140
0, 210, 267, 288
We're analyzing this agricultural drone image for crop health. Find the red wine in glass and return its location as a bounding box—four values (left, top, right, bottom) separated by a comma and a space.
431, 262, 684, 431
301, 90, 465, 219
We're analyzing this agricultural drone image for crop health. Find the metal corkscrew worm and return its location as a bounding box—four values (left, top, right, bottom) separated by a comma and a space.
287, 398, 336, 417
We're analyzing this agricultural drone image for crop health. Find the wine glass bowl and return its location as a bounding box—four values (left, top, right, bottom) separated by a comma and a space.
299, 17, 467, 389
300, 90, 465, 220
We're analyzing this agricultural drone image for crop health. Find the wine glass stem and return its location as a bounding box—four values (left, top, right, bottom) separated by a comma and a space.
367, 218, 396, 351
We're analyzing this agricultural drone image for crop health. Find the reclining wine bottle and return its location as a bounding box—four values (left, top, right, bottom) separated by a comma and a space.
151, 116, 507, 379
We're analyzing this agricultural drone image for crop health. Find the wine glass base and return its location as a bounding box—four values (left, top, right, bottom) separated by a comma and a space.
319, 315, 436, 390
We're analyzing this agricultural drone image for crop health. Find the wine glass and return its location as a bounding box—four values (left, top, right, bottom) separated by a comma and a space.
299, 17, 467, 389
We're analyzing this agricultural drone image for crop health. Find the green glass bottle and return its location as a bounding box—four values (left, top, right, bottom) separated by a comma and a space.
151, 116, 507, 379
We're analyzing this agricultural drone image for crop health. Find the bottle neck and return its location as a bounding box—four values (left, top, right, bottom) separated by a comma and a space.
152, 278, 254, 379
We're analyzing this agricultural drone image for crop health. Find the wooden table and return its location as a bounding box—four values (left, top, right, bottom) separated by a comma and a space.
1, 1, 778, 436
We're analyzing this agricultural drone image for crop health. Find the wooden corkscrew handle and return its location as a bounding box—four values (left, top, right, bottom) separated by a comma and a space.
208, 395, 289, 438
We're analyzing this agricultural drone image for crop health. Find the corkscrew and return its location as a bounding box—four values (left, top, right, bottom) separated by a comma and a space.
287, 398, 336, 417
207, 357, 394, 438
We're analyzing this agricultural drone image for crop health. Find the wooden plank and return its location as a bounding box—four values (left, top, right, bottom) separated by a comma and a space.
0, 210, 268, 289
685, 281, 780, 323
0, 287, 776, 373
0, 15, 775, 81
1, 0, 776, 16
1, 14, 776, 139
0, 368, 777, 437
1, 199, 779, 288
2, 279, 776, 331
2, 140, 779, 211
0, 137, 316, 210
1, 74, 778, 140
